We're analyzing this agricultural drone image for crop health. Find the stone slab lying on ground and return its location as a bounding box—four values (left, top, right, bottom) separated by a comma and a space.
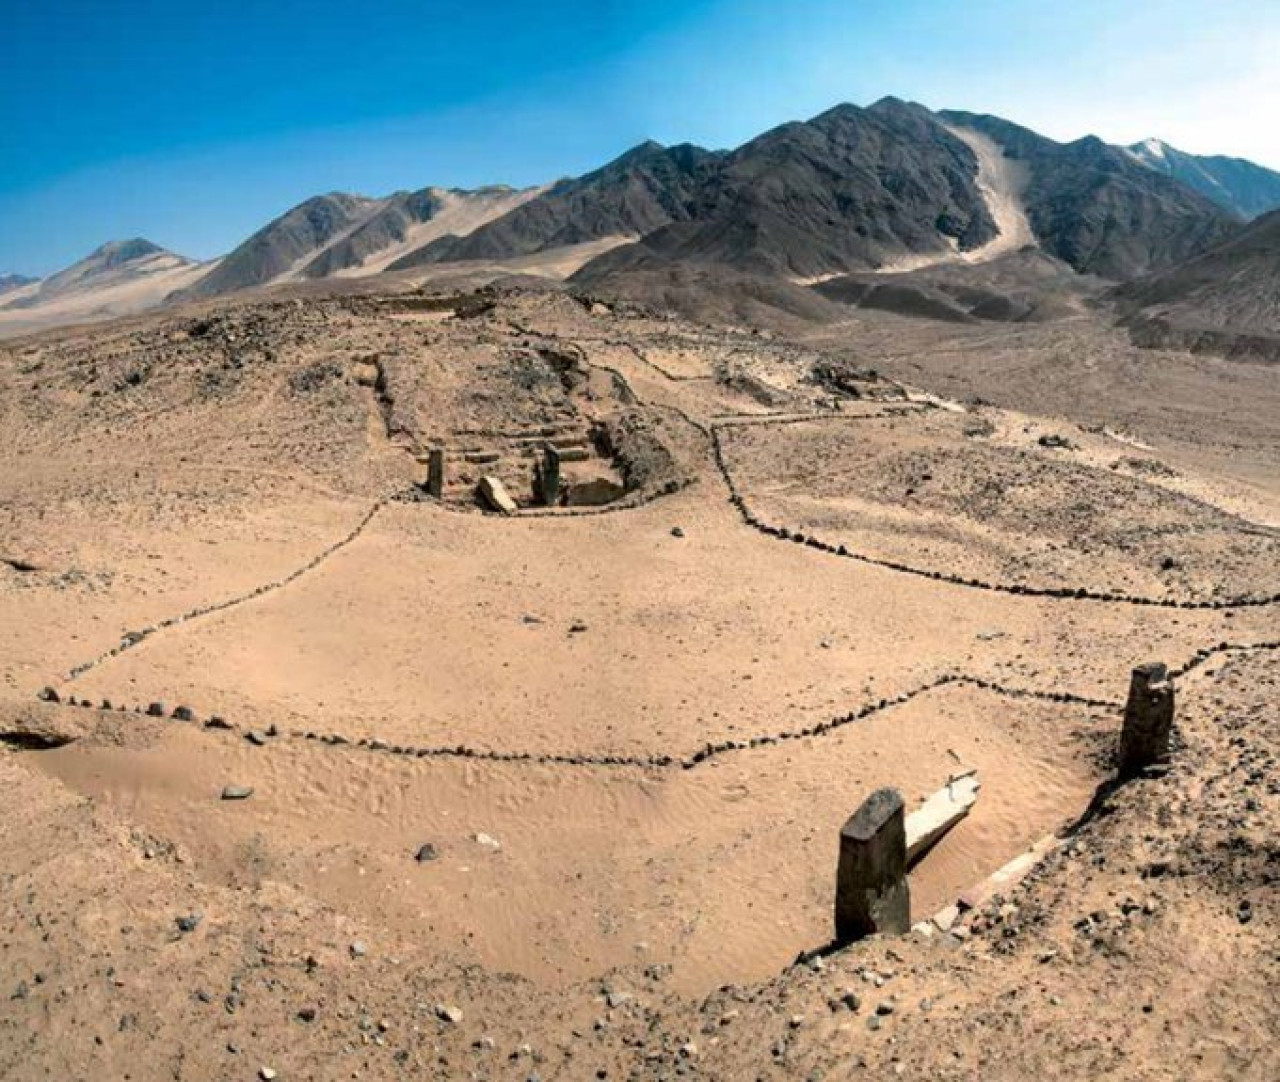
957, 833, 1060, 913
477, 475, 518, 515
905, 769, 980, 865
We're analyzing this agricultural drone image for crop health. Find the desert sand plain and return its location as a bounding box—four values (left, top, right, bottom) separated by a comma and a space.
1, 284, 1277, 1080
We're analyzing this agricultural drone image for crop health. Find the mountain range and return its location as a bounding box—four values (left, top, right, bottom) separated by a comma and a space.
4, 97, 1279, 346
1125, 138, 1280, 220
0, 273, 37, 296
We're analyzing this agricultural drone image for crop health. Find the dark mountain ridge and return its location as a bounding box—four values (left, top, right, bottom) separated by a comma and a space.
177, 193, 381, 300
1111, 207, 1280, 361
298, 188, 446, 279
1126, 138, 1280, 220
936, 111, 1240, 279
386, 141, 724, 271
402, 98, 1000, 279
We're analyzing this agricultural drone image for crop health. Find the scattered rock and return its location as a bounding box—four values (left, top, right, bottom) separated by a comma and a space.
245, 730, 269, 746
1037, 433, 1076, 450
172, 705, 195, 722
436, 1003, 464, 1024
146, 702, 166, 717
415, 843, 439, 863
220, 786, 254, 801
175, 914, 203, 934
670, 526, 685, 538
828, 990, 861, 1013
474, 832, 501, 850
349, 941, 367, 959
37, 687, 59, 703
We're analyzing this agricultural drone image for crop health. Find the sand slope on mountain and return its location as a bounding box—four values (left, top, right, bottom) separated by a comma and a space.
386, 142, 722, 270
0, 240, 210, 339
178, 193, 382, 300
940, 111, 1240, 279
0, 273, 38, 296
299, 186, 542, 279
572, 99, 1000, 283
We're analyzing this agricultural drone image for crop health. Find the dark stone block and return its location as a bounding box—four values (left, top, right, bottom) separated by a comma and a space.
835, 787, 910, 942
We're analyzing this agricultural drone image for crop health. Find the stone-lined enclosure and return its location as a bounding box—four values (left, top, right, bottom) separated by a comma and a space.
9, 288, 1280, 998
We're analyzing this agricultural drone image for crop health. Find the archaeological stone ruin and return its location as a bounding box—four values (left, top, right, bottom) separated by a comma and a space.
1118, 661, 1175, 779
835, 787, 911, 943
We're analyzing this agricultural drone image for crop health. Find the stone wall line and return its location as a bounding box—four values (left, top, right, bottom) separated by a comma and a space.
611, 341, 718, 383
1166, 638, 1280, 681
710, 425, 1280, 611
42, 669, 1128, 774
62, 495, 396, 684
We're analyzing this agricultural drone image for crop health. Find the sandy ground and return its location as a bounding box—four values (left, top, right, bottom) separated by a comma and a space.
1, 287, 1276, 1079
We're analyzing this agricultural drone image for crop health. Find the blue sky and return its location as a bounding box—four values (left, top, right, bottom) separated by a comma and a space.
3, 0, 1278, 275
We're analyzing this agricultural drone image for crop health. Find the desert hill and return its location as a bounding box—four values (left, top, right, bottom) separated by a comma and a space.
385, 141, 723, 270
296, 185, 540, 279
177, 186, 544, 301
0, 239, 209, 338
175, 193, 383, 300
575, 99, 1002, 281
1112, 206, 1280, 360
421, 98, 1010, 280
0, 273, 36, 296
1126, 137, 1280, 219
427, 98, 1241, 287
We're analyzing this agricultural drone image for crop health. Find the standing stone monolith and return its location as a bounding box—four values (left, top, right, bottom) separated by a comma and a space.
835, 787, 910, 943
1118, 662, 1175, 779
426, 448, 445, 498
536, 444, 561, 506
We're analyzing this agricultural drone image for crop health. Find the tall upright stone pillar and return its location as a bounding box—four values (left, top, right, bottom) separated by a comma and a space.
835, 787, 910, 943
1118, 662, 1175, 779
537, 443, 561, 506
426, 448, 445, 498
